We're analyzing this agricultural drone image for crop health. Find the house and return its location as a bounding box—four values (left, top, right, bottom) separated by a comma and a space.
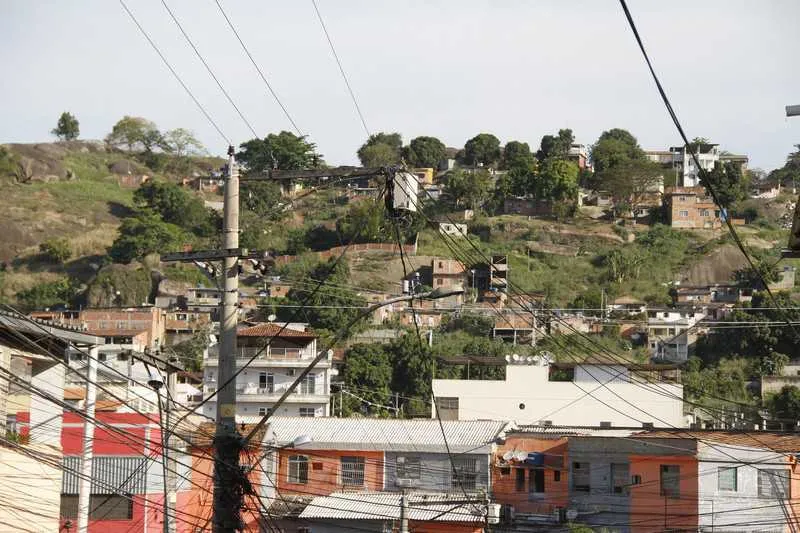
644, 149, 674, 165
670, 143, 720, 187
431, 257, 468, 305
412, 167, 435, 186
607, 296, 646, 315
751, 180, 782, 199
202, 323, 331, 419
267, 280, 293, 299
164, 309, 211, 345
30, 306, 167, 349
432, 358, 685, 427
438, 221, 468, 238
0, 309, 102, 532
260, 416, 507, 532
567, 143, 589, 170
493, 313, 537, 345
761, 358, 800, 400
627, 430, 800, 532
664, 186, 745, 229
647, 308, 706, 362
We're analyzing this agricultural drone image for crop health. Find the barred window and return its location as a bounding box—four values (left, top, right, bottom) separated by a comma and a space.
758, 469, 789, 499
660, 465, 680, 498
572, 462, 590, 492
341, 456, 365, 487
288, 455, 308, 484
452, 457, 478, 490
396, 456, 421, 480
60, 495, 133, 520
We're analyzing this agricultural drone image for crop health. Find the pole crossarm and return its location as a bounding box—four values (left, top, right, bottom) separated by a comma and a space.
241, 165, 388, 181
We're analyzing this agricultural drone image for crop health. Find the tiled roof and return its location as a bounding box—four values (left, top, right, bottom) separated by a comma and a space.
191, 422, 266, 448
95, 400, 123, 411
237, 323, 317, 339
265, 417, 507, 453
634, 430, 800, 452
299, 491, 485, 523
64, 387, 85, 400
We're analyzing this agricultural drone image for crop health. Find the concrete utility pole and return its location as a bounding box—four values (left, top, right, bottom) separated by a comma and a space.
77, 346, 99, 533
399, 493, 409, 533
213, 146, 242, 533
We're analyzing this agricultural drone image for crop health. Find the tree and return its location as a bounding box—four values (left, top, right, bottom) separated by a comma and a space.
163, 128, 205, 156
357, 132, 402, 167
768, 385, 800, 425
704, 161, 747, 208
242, 181, 284, 220
535, 158, 579, 202
105, 116, 165, 152
342, 343, 393, 415
134, 180, 218, 237
280, 258, 367, 333
445, 168, 492, 210
404, 136, 446, 168
237, 131, 320, 173
336, 200, 389, 243
39, 238, 72, 263
502, 141, 536, 172
603, 247, 646, 283
600, 160, 663, 222
767, 145, 800, 187
536, 128, 574, 162
170, 328, 209, 372
16, 278, 77, 311
389, 334, 433, 414
591, 128, 645, 175
108, 213, 188, 263
51, 112, 80, 141
462, 133, 501, 167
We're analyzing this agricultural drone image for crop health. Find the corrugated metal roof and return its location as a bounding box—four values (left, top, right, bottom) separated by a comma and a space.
634, 430, 800, 452
299, 491, 484, 523
62, 456, 147, 494
265, 417, 507, 453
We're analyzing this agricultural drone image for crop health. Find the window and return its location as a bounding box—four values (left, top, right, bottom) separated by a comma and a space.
500, 467, 511, 476
176, 313, 187, 321
452, 457, 478, 490
436, 278, 443, 286
288, 455, 308, 484
758, 469, 789, 499
572, 462, 590, 492
530, 469, 545, 493
436, 397, 459, 421
60, 495, 133, 520
700, 209, 710, 217
300, 373, 316, 395
117, 353, 128, 361
396, 456, 421, 479
258, 407, 267, 416
678, 196, 686, 202
341, 456, 365, 487
631, 474, 642, 486
679, 210, 689, 217
297, 527, 311, 533
554, 470, 561, 482
259, 372, 274, 393
660, 465, 680, 498
98, 353, 107, 362
515, 468, 526, 491
718, 467, 737, 492
299, 407, 315, 418
611, 463, 629, 495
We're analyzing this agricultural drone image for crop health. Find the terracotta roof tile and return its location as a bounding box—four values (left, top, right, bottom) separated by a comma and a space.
237, 323, 317, 339
64, 387, 85, 400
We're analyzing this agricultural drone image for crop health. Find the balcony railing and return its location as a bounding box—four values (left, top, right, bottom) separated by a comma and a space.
234, 347, 310, 360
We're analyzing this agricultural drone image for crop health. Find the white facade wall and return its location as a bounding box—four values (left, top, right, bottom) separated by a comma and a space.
697, 442, 793, 532
432, 364, 685, 427
0, 445, 62, 531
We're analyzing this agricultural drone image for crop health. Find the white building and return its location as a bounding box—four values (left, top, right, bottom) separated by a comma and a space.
432, 359, 686, 427
647, 308, 706, 362
670, 143, 719, 187
202, 323, 332, 419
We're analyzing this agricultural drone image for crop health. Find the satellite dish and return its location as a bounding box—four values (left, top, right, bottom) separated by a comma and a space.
504, 355, 511, 363
267, 314, 277, 322
512, 354, 520, 362
526, 356, 534, 363
514, 451, 527, 461
532, 356, 541, 366
502, 451, 514, 461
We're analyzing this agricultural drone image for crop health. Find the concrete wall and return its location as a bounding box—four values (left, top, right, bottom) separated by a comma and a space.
432, 364, 685, 427
0, 444, 62, 532
697, 442, 795, 532
383, 451, 490, 493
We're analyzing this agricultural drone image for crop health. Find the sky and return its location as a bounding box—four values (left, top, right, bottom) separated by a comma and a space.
1, 0, 798, 171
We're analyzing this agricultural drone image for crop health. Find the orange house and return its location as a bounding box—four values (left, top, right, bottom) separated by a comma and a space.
492, 432, 569, 517
628, 454, 699, 532
276, 448, 385, 497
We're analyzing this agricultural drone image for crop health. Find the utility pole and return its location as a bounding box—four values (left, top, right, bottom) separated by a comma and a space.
399, 492, 409, 533
213, 146, 242, 533
77, 346, 98, 533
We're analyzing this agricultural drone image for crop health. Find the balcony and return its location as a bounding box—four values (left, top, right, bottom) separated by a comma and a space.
233, 385, 328, 403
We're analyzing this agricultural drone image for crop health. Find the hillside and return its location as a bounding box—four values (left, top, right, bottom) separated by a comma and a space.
0, 141, 222, 302
0, 140, 795, 309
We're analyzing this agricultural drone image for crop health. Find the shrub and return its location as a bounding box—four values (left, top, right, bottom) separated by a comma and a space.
39, 238, 72, 263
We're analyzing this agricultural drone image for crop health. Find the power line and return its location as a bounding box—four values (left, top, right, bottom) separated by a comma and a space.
160, 0, 260, 138
310, 0, 370, 136
616, 0, 800, 345
213, 0, 304, 136
117, 0, 231, 145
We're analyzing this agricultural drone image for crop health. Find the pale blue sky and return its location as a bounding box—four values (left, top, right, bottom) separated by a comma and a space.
1, 0, 798, 170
